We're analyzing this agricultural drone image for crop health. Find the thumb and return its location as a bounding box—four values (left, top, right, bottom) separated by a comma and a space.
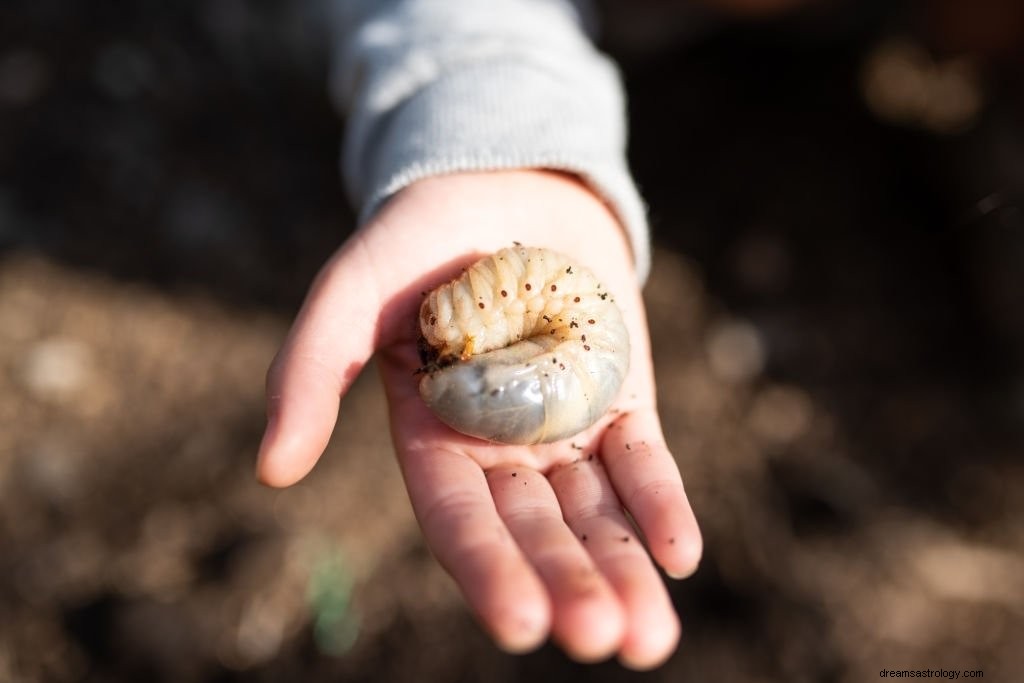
256, 237, 382, 487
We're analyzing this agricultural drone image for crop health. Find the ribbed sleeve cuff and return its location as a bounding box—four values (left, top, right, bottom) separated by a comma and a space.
336, 2, 650, 280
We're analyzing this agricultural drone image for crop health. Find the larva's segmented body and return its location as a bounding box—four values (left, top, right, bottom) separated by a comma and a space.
418, 245, 629, 444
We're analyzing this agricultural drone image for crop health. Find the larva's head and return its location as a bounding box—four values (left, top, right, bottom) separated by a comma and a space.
418, 292, 471, 366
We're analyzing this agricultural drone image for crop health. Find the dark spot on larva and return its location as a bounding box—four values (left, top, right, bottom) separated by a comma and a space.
478, 302, 485, 309
543, 315, 552, 322
525, 283, 532, 291
597, 283, 602, 289
549, 329, 556, 335
581, 334, 586, 342
571, 443, 582, 450
420, 291, 427, 296
566, 267, 573, 274
587, 453, 594, 461
550, 284, 557, 292
573, 296, 580, 303
584, 345, 591, 351
559, 363, 565, 370
501, 289, 508, 297
599, 293, 608, 300
552, 358, 557, 364
569, 321, 579, 328
581, 533, 588, 541
625, 443, 631, 450
588, 319, 596, 325
669, 537, 676, 545
621, 536, 630, 543
429, 315, 437, 325
511, 472, 517, 477
513, 241, 522, 246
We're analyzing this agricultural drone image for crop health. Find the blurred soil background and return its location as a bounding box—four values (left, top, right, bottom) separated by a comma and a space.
1, 0, 1023, 681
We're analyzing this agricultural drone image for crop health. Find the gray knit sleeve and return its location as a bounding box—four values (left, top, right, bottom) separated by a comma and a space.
329, 0, 650, 279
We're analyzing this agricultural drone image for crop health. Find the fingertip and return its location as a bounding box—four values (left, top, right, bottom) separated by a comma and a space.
257, 362, 343, 488
474, 570, 550, 654
555, 599, 626, 663
657, 522, 704, 580
255, 459, 298, 488
490, 602, 551, 654
255, 420, 320, 488
631, 493, 703, 582
475, 557, 552, 654
663, 532, 703, 580
617, 609, 680, 671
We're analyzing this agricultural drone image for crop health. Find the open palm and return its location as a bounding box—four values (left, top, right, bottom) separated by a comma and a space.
257, 171, 702, 669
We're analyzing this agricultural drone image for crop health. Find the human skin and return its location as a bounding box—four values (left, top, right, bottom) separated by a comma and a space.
256, 170, 703, 669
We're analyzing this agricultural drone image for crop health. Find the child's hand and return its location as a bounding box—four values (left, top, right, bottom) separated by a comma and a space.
256, 170, 702, 669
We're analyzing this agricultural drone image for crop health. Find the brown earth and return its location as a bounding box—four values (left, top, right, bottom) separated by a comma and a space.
2, 1, 1023, 681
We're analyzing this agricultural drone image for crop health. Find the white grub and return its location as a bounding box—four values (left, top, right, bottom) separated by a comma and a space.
418, 245, 629, 444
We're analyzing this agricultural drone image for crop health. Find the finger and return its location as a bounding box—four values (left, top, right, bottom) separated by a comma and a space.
487, 465, 625, 661
256, 238, 382, 487
602, 411, 703, 579
548, 456, 680, 671
400, 447, 551, 652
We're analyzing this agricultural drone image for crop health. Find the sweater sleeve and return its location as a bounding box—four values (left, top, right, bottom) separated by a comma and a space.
328, 0, 650, 280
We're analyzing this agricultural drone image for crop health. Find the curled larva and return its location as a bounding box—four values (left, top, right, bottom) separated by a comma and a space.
417, 245, 629, 444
